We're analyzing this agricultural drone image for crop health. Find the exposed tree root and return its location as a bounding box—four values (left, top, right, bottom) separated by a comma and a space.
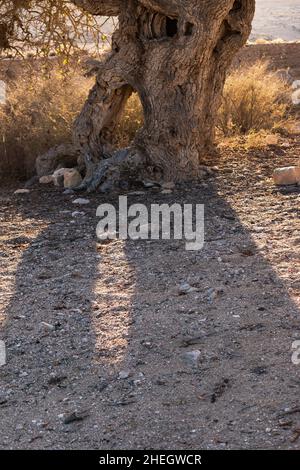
74, 148, 146, 193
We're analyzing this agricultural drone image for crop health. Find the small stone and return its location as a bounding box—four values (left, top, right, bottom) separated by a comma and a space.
53, 168, 69, 187
178, 282, 198, 295
273, 166, 300, 186
292, 89, 300, 106
182, 350, 201, 366
63, 189, 75, 195
266, 134, 279, 146
143, 180, 158, 188
40, 321, 55, 331
127, 191, 145, 196
161, 189, 173, 194
39, 175, 54, 184
63, 169, 82, 189
72, 198, 90, 205
0, 341, 6, 367
292, 80, 300, 90
63, 410, 89, 425
14, 189, 30, 195
118, 370, 131, 380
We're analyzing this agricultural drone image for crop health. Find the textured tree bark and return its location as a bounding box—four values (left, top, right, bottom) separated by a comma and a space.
37, 0, 255, 190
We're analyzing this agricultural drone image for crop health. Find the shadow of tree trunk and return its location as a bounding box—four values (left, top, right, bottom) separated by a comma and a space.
1, 156, 300, 449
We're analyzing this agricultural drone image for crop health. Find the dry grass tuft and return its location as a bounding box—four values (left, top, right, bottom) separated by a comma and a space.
0, 64, 92, 178
218, 61, 291, 137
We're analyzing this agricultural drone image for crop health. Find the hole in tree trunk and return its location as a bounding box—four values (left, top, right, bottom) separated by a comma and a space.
166, 17, 178, 37
231, 0, 242, 11
138, 9, 179, 40
184, 22, 194, 36
114, 92, 144, 148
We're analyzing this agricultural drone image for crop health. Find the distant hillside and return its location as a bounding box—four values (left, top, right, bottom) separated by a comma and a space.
235, 43, 300, 79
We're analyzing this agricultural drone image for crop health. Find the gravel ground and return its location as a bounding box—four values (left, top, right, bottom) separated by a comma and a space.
1, 138, 300, 449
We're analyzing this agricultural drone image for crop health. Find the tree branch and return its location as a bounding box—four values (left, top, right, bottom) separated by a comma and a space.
72, 0, 121, 16
137, 0, 182, 17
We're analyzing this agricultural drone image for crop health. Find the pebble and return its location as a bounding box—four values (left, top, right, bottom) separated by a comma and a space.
40, 321, 55, 331
127, 191, 145, 196
182, 350, 201, 366
72, 198, 90, 205
63, 410, 90, 425
178, 282, 198, 295
118, 370, 131, 380
14, 189, 30, 195
72, 211, 85, 218
39, 175, 53, 184
143, 180, 158, 188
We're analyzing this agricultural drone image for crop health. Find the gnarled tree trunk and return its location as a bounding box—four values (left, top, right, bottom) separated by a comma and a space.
38, 0, 255, 191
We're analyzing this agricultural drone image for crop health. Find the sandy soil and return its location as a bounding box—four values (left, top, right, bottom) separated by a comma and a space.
1, 136, 300, 449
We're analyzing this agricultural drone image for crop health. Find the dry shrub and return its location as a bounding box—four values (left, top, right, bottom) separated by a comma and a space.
218, 61, 290, 136
0, 62, 143, 180
0, 63, 92, 178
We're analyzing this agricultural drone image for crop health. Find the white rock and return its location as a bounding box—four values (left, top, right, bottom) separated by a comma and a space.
143, 180, 158, 188
292, 80, 300, 90
265, 134, 279, 146
183, 350, 201, 366
273, 166, 300, 185
39, 175, 54, 184
127, 191, 145, 196
292, 89, 300, 106
14, 189, 30, 194
72, 198, 90, 205
53, 168, 68, 187
63, 169, 82, 189
118, 370, 131, 380
0, 340, 6, 367
72, 211, 85, 217
40, 321, 55, 331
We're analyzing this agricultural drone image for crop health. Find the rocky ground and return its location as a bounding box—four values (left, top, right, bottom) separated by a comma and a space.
1, 136, 300, 450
